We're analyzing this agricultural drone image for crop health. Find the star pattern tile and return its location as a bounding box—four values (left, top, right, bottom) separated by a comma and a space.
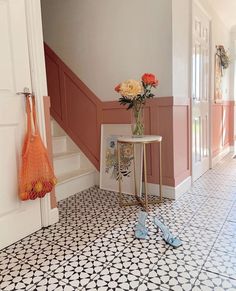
192, 271, 236, 291
0, 155, 236, 290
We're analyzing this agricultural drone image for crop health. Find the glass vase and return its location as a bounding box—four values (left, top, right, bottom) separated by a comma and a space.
131, 105, 144, 137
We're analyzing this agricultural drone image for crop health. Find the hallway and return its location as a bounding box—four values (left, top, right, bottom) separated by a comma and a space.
0, 155, 236, 290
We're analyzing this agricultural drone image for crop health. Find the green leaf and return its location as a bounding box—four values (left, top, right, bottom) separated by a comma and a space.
127, 103, 134, 110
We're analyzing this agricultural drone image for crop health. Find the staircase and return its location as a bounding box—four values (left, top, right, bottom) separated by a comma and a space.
51, 119, 97, 201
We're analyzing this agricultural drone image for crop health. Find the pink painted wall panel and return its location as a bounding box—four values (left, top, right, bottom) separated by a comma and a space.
173, 105, 190, 186
45, 54, 62, 120
229, 104, 235, 144
212, 102, 234, 158
223, 105, 230, 147
65, 73, 99, 158
102, 108, 130, 124
212, 104, 222, 157
155, 106, 174, 185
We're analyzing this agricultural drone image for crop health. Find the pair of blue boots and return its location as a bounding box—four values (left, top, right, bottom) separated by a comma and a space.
135, 211, 182, 248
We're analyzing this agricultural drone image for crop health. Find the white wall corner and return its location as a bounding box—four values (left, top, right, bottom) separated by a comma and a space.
94, 170, 100, 186
48, 207, 59, 225
212, 146, 233, 168
145, 176, 192, 200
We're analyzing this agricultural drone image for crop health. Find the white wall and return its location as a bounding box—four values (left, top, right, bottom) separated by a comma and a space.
172, 0, 232, 100
41, 0, 172, 101
172, 0, 191, 98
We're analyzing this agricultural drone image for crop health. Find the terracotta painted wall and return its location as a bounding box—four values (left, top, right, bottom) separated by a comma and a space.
212, 101, 235, 157
173, 100, 190, 185
45, 44, 191, 188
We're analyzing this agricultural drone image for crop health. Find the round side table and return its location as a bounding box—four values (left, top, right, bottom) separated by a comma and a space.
117, 135, 163, 211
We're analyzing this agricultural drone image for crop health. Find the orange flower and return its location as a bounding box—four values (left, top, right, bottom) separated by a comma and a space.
142, 73, 158, 87
114, 84, 121, 93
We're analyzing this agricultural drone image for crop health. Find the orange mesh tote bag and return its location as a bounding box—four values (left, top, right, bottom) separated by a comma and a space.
19, 96, 56, 201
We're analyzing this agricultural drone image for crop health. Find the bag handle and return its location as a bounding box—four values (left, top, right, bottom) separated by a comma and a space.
22, 96, 40, 157
26, 96, 32, 135
31, 95, 39, 135
25, 95, 39, 135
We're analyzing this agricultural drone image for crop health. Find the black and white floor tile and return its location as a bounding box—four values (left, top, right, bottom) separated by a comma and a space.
213, 233, 236, 254
0, 263, 45, 291
112, 246, 161, 277
1, 154, 236, 290
221, 220, 236, 236
48, 255, 105, 289
83, 266, 141, 291
0, 252, 18, 276
179, 226, 218, 248
29, 275, 77, 291
144, 257, 200, 291
164, 243, 212, 268
192, 271, 236, 291
203, 249, 236, 280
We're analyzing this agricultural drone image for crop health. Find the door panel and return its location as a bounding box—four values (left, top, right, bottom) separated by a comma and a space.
192, 2, 210, 181
0, 0, 41, 250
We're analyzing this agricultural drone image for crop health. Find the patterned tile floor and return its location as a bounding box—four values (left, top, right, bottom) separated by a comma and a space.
1, 154, 236, 290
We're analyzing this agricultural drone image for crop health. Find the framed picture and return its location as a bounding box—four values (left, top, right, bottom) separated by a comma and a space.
100, 124, 143, 195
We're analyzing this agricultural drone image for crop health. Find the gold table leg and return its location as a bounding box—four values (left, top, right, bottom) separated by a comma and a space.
117, 141, 123, 207
159, 141, 162, 201
143, 143, 148, 211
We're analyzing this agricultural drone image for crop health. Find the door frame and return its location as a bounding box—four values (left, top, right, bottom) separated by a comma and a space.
25, 0, 58, 227
190, 0, 213, 182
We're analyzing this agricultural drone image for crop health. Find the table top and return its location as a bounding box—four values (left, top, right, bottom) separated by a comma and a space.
117, 135, 162, 143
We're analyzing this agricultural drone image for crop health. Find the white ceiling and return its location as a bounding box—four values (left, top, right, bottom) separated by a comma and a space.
207, 0, 236, 29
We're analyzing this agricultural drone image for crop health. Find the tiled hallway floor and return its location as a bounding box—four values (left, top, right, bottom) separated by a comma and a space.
1, 155, 236, 291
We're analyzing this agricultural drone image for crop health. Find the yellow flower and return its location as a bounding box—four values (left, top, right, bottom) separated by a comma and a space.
119, 79, 142, 98
122, 144, 133, 157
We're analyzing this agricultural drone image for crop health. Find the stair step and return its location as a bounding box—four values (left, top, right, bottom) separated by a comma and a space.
51, 118, 97, 201
51, 119, 65, 136
53, 151, 81, 176
57, 168, 95, 184
53, 151, 80, 159
56, 169, 96, 201
52, 136, 67, 154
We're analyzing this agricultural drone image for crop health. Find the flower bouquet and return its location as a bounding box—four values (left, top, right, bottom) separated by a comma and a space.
115, 73, 158, 136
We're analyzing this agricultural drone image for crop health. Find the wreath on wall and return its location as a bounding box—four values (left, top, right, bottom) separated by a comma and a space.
216, 45, 230, 72
214, 45, 230, 102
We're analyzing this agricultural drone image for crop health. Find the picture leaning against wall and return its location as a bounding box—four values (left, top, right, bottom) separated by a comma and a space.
100, 124, 142, 195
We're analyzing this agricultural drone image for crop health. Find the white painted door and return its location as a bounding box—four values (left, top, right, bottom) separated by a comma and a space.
192, 2, 210, 182
0, 0, 41, 250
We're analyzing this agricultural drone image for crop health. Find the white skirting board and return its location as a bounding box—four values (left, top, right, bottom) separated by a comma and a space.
48, 207, 59, 225
144, 176, 192, 200
98, 174, 192, 200
212, 146, 234, 168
